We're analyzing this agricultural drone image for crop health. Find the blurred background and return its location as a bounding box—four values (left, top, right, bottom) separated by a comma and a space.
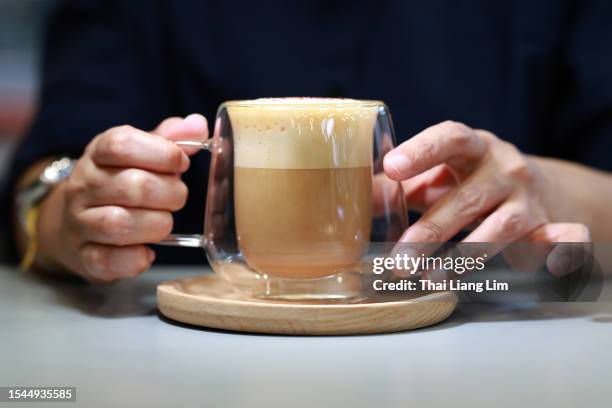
0, 0, 55, 261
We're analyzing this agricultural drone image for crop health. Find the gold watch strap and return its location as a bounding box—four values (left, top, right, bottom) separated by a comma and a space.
19, 201, 66, 274
19, 204, 41, 271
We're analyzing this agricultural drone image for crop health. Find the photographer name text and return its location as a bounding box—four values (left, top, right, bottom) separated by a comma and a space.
373, 278, 509, 293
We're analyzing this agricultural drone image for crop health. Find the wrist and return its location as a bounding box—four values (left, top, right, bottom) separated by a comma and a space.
15, 157, 77, 275
36, 181, 73, 274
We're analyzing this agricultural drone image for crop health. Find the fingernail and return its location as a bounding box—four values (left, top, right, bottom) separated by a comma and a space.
384, 154, 410, 178
183, 113, 207, 130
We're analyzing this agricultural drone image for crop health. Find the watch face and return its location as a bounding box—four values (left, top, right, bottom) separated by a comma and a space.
41, 158, 74, 184
41, 167, 60, 184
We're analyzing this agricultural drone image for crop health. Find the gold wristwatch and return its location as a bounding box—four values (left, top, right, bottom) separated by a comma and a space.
16, 157, 75, 271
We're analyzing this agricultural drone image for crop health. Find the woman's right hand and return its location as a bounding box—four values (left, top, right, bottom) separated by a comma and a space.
35, 114, 208, 283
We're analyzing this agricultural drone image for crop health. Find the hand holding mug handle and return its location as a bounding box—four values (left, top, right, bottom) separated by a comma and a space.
156, 139, 213, 248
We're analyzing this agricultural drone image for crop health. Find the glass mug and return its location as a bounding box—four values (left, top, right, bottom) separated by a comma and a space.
160, 98, 408, 301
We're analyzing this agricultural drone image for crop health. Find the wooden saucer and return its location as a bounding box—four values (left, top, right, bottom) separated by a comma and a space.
157, 274, 457, 335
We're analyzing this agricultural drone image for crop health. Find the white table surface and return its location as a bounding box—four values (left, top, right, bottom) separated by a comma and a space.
1, 265, 611, 408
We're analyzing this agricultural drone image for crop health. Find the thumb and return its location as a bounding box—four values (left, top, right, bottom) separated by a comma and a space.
152, 114, 209, 156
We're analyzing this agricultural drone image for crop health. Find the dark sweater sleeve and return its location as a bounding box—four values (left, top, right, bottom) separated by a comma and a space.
3, 0, 169, 260
554, 0, 612, 171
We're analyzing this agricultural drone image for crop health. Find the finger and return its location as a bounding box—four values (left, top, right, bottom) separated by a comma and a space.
451, 200, 542, 272
400, 164, 457, 211
370, 174, 410, 242
372, 165, 455, 222
503, 223, 591, 274
526, 223, 591, 243
398, 170, 512, 245
384, 121, 487, 181
462, 200, 540, 243
153, 113, 209, 156
531, 223, 592, 277
92, 125, 189, 174
77, 206, 173, 246
80, 243, 155, 282
547, 243, 590, 277
153, 117, 183, 134
85, 167, 188, 211
372, 173, 404, 216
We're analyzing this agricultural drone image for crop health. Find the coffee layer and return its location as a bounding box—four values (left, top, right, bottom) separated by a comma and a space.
235, 166, 372, 278
227, 98, 379, 169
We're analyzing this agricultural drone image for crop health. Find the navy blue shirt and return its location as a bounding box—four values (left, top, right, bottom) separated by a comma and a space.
5, 0, 612, 263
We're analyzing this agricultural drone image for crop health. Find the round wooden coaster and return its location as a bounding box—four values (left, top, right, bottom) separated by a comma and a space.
157, 274, 457, 335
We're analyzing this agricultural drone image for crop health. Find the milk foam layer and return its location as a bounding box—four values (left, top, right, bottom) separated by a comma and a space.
227, 98, 379, 169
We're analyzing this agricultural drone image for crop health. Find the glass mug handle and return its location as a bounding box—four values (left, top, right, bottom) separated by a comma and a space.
155, 139, 213, 248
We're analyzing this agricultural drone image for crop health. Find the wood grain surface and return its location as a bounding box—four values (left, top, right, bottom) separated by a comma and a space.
157, 274, 457, 335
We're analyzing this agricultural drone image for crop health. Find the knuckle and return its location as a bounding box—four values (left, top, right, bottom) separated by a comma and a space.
441, 120, 469, 135
99, 207, 132, 245
438, 121, 485, 159
495, 210, 526, 238
99, 127, 135, 158
445, 122, 473, 146
415, 140, 437, 165
440, 120, 462, 131
454, 187, 485, 216
475, 129, 498, 143
107, 132, 130, 155
500, 139, 521, 157
105, 207, 131, 230
111, 124, 135, 134
505, 155, 533, 183
416, 219, 444, 242
81, 246, 111, 280
123, 169, 155, 202
124, 168, 148, 187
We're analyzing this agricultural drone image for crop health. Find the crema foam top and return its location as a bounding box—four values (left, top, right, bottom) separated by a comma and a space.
227, 98, 379, 169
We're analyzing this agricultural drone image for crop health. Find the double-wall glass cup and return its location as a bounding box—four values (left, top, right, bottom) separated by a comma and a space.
161, 98, 408, 302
